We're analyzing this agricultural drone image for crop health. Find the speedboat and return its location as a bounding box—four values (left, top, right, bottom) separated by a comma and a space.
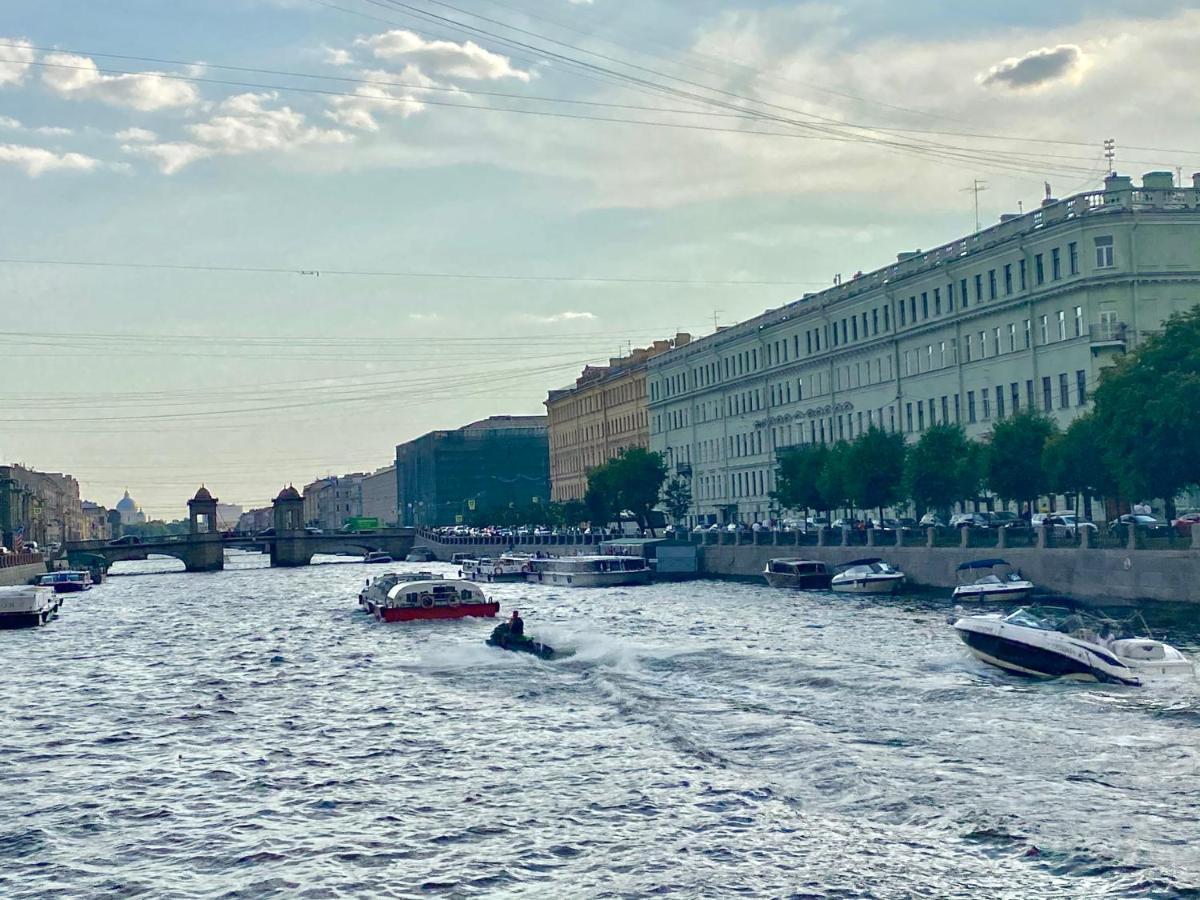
953, 606, 1195, 686
0, 586, 60, 629
486, 621, 560, 660
405, 547, 438, 563
364, 551, 394, 564
831, 558, 905, 594
38, 570, 93, 593
358, 574, 499, 623
763, 559, 833, 590
952, 558, 1034, 602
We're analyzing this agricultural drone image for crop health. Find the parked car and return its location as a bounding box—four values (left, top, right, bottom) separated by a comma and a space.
107, 535, 143, 546
918, 512, 945, 527
989, 511, 1021, 528
257, 528, 276, 537
1170, 512, 1200, 537
1044, 514, 1098, 537
950, 513, 990, 528
1108, 514, 1172, 538
305, 527, 324, 535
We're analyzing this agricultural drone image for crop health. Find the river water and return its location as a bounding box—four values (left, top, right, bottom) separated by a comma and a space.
3, 553, 1199, 899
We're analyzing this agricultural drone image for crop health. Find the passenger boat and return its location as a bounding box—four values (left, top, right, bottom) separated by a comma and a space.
951, 558, 1034, 603
358, 574, 500, 622
0, 586, 60, 629
461, 553, 531, 583
38, 570, 93, 593
363, 551, 394, 564
830, 558, 905, 594
525, 555, 651, 587
952, 606, 1195, 686
763, 559, 833, 590
405, 547, 438, 563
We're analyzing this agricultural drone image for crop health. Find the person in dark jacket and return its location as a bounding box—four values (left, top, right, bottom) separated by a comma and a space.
509, 609, 524, 638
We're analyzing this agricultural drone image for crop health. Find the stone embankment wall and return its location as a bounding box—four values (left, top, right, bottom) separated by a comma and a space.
0, 558, 47, 587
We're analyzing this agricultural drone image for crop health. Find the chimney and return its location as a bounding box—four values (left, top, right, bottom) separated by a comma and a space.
999, 213, 1021, 223
1142, 171, 1174, 189
1193, 173, 1200, 190
674, 332, 692, 347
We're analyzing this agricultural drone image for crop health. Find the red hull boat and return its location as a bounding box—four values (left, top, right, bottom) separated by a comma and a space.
370, 601, 500, 623
359, 574, 500, 623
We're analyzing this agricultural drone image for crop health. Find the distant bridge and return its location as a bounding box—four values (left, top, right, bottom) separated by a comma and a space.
64, 486, 414, 574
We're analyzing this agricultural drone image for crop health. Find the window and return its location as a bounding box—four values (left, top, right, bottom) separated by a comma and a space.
989, 269, 997, 299
960, 278, 968, 308
1035, 253, 1045, 285
1026, 379, 1035, 410
1008, 323, 1016, 352
1024, 319, 1032, 349
906, 403, 913, 432
982, 391, 991, 420
1074, 306, 1083, 338
934, 288, 941, 315
947, 281, 955, 311
806, 331, 812, 354
1069, 242, 1079, 275
927, 345, 934, 371
967, 391, 976, 423
1019, 259, 1028, 291
954, 394, 961, 423
910, 296, 917, 324
1011, 382, 1020, 414
1039, 315, 1049, 345
974, 273, 984, 303
1095, 235, 1115, 268
965, 333, 973, 362
883, 306, 890, 331
872, 308, 879, 335
1051, 247, 1062, 280
1058, 372, 1069, 409
841, 320, 848, 344
1077, 370, 1088, 405
1057, 310, 1066, 341
994, 327, 1002, 356
941, 395, 949, 423
994, 386, 1004, 419
1004, 263, 1013, 295
917, 400, 925, 431
852, 317, 858, 341
922, 292, 929, 319
1042, 376, 1053, 412
899, 302, 906, 327
939, 341, 946, 368
978, 331, 987, 358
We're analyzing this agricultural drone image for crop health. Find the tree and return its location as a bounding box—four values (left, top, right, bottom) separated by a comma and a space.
661, 477, 692, 526
585, 447, 668, 532
1043, 413, 1116, 519
1090, 306, 1200, 515
985, 411, 1059, 510
560, 499, 588, 528
772, 443, 829, 517
905, 424, 977, 519
846, 427, 907, 519
817, 441, 854, 515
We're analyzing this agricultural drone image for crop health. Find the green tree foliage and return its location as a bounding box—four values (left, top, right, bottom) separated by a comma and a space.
985, 411, 1059, 506
1091, 306, 1200, 509
846, 427, 907, 517
771, 443, 829, 515
585, 447, 668, 531
661, 477, 693, 525
560, 499, 589, 528
905, 424, 977, 517
817, 441, 854, 514
1043, 413, 1116, 513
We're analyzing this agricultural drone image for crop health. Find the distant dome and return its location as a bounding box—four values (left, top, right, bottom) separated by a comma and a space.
115, 490, 138, 512
191, 486, 215, 503
275, 485, 301, 502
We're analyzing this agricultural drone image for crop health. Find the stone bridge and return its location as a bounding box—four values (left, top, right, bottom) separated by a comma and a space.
66, 487, 414, 574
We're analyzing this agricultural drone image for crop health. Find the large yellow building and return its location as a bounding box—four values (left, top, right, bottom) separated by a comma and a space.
546, 334, 691, 501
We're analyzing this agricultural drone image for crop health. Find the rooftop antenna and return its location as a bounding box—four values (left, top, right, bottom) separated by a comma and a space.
1104, 138, 1116, 175
962, 179, 988, 233
712, 309, 723, 331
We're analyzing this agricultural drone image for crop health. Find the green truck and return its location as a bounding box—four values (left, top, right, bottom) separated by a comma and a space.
340, 517, 380, 533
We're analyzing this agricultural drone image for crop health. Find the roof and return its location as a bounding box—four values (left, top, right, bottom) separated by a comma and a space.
191, 486, 214, 502
461, 415, 548, 431
275, 485, 301, 501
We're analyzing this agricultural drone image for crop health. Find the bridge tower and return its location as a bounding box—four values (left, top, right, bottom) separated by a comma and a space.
184, 486, 225, 572
271, 485, 309, 567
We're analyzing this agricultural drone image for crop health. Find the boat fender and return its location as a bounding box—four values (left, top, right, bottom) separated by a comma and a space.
521, 563, 531, 573
420, 594, 435, 609
493, 566, 502, 577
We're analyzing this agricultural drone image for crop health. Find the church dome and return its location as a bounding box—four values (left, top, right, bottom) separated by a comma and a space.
191, 486, 215, 503
116, 490, 138, 512
275, 485, 301, 502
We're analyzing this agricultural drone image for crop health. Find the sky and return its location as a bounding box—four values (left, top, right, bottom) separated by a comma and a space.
2, 0, 1198, 518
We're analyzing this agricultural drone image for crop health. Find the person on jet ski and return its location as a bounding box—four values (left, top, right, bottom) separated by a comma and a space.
509, 609, 524, 638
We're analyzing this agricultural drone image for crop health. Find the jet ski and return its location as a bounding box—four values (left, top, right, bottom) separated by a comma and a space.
487, 622, 559, 660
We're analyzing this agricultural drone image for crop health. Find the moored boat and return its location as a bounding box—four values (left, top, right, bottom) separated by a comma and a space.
0, 586, 60, 629
830, 558, 905, 594
363, 551, 394, 564
358, 574, 499, 622
763, 559, 833, 590
461, 553, 531, 583
953, 606, 1195, 685
951, 558, 1034, 603
524, 555, 651, 587
38, 570, 93, 593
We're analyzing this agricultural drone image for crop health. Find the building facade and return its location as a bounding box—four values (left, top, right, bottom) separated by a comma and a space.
546, 334, 691, 501
647, 173, 1200, 525
360, 465, 398, 525
1, 465, 88, 546
396, 415, 550, 527
236, 506, 273, 533
302, 474, 366, 530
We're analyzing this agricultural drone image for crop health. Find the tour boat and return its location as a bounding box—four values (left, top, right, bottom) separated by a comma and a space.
363, 551, 394, 564
524, 555, 652, 587
358, 573, 499, 622
38, 570, 93, 593
830, 558, 906, 594
763, 559, 833, 590
951, 559, 1034, 603
952, 606, 1195, 686
461, 553, 531, 583
405, 547, 438, 563
0, 586, 60, 629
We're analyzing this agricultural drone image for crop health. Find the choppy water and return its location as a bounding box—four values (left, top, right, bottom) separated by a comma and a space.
3, 552, 1200, 899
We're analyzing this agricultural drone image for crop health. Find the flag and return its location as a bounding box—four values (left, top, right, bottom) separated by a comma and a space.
12, 526, 24, 553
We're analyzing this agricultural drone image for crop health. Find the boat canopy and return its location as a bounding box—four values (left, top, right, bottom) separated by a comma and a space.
956, 558, 1011, 571
768, 559, 829, 573
841, 558, 884, 568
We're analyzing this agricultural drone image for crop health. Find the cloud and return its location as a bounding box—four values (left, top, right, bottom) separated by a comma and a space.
0, 143, 99, 176
0, 115, 20, 129
978, 44, 1087, 91
408, 312, 440, 321
0, 37, 34, 86
520, 311, 598, 323
41, 52, 199, 110
325, 66, 436, 132
355, 30, 533, 82
122, 141, 213, 175
0, 116, 73, 137
115, 127, 158, 143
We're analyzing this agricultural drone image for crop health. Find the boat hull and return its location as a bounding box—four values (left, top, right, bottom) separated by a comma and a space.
526, 570, 652, 588
951, 584, 1032, 603
52, 582, 89, 594
367, 601, 500, 623
764, 572, 832, 590
831, 576, 904, 594
955, 624, 1140, 685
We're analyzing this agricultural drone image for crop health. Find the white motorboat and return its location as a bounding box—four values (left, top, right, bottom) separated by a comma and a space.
831, 558, 906, 594
951, 558, 1034, 603
461, 553, 531, 583
953, 606, 1195, 686
763, 559, 833, 590
0, 586, 59, 629
525, 555, 651, 587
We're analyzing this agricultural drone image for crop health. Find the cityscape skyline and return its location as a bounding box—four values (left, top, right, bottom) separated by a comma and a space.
4, 1, 1200, 515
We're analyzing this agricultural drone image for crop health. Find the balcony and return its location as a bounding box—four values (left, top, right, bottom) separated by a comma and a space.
1089, 322, 1127, 351
675, 463, 693, 478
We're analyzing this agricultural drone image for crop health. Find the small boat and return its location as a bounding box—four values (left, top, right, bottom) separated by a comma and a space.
953, 606, 1195, 685
450, 553, 473, 565
0, 586, 60, 629
524, 555, 651, 587
486, 621, 559, 660
405, 547, 438, 563
831, 558, 905, 594
952, 558, 1034, 603
462, 553, 531, 583
763, 559, 833, 590
38, 570, 94, 593
358, 574, 499, 622
363, 551, 394, 564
